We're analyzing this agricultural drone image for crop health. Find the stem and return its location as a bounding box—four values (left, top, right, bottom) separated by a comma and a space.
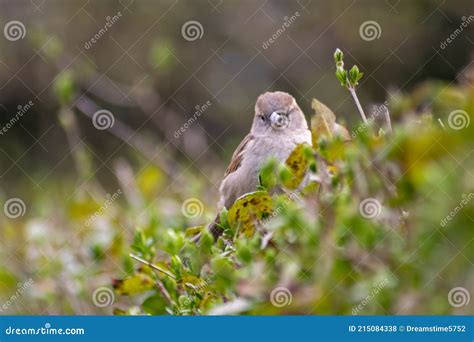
155, 279, 175, 306
130, 254, 197, 291
384, 107, 393, 133
437, 118, 446, 130
129, 253, 176, 279
348, 86, 368, 124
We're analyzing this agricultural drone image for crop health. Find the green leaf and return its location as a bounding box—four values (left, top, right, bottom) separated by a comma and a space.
236, 240, 253, 264
161, 230, 185, 255
149, 39, 174, 71
334, 48, 344, 63
199, 229, 214, 250
142, 294, 169, 315
53, 70, 75, 104
278, 164, 293, 185
131, 229, 155, 259
170, 255, 183, 278
258, 158, 278, 190
336, 68, 347, 87
211, 256, 235, 291
349, 65, 362, 86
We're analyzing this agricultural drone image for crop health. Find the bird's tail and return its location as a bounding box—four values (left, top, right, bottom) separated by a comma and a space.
208, 214, 223, 240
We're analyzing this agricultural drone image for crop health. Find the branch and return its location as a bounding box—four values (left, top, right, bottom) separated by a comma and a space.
348, 86, 368, 123
129, 253, 176, 280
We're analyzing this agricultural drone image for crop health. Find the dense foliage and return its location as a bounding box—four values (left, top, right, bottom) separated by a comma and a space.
110, 76, 474, 315
1, 66, 472, 315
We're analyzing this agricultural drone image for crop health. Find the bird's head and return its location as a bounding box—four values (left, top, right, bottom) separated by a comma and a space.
252, 91, 308, 134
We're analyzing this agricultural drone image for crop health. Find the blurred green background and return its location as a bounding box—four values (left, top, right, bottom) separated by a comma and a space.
0, 0, 473, 315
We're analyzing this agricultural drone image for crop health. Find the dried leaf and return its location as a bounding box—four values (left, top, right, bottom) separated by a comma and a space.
227, 191, 273, 237
311, 98, 351, 145
311, 98, 337, 144
333, 123, 351, 141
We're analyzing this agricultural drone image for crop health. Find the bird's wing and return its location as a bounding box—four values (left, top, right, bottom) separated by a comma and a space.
224, 133, 254, 177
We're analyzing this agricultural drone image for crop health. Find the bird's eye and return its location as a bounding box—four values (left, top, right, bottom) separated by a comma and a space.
260, 115, 266, 122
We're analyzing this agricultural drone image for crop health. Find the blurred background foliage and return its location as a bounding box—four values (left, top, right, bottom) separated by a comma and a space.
0, 0, 473, 314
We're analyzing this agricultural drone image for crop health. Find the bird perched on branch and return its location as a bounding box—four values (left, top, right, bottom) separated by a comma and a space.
209, 91, 312, 238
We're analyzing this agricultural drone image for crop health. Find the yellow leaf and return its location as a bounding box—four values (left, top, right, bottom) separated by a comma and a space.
185, 225, 205, 238
227, 191, 273, 237
67, 194, 101, 222
284, 144, 310, 189
137, 166, 165, 199
113, 273, 154, 296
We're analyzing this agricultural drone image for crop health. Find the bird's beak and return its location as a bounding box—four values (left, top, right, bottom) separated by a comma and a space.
270, 111, 282, 125
269, 110, 288, 128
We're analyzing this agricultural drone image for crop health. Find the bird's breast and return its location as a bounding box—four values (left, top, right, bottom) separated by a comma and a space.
248, 130, 311, 165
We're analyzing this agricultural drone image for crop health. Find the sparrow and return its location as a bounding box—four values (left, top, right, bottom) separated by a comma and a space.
209, 91, 312, 238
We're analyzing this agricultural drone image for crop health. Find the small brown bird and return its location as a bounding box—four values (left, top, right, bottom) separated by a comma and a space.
209, 91, 312, 238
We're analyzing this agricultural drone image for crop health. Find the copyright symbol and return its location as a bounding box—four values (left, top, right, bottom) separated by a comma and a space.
399, 325, 405, 332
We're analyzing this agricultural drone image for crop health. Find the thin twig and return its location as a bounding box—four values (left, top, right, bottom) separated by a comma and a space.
129, 253, 176, 279
437, 118, 446, 130
384, 107, 393, 133
155, 279, 175, 306
348, 86, 368, 123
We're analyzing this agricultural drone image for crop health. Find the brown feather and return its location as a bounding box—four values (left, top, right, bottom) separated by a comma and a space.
224, 134, 254, 177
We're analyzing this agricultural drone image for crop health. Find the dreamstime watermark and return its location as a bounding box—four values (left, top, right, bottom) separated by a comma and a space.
0, 278, 34, 313
92, 286, 115, 307
92, 109, 115, 130
3, 197, 26, 219
270, 286, 292, 307
181, 20, 204, 41
440, 16, 474, 50
181, 198, 204, 219
0, 100, 34, 136
3, 20, 26, 41
351, 101, 389, 138
84, 11, 123, 50
262, 190, 301, 226
448, 287, 470, 308
359, 21, 381, 41
440, 193, 473, 227
359, 198, 382, 219
84, 189, 122, 227
5, 323, 85, 336
174, 100, 212, 139
352, 278, 389, 315
447, 109, 470, 130
262, 11, 300, 49
181, 280, 209, 307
